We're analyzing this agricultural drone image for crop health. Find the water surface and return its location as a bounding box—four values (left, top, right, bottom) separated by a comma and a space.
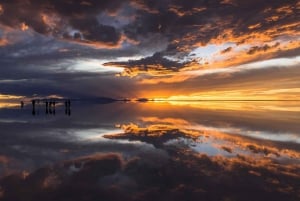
0, 101, 299, 201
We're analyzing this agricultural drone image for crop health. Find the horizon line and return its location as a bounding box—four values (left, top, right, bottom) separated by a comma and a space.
152, 99, 300, 102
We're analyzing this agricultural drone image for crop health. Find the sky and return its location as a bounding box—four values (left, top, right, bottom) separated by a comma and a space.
0, 0, 299, 100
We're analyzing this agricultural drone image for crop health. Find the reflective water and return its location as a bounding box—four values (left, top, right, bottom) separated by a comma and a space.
0, 101, 299, 201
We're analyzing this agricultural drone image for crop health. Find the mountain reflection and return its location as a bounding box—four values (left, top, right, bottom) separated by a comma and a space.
0, 101, 299, 201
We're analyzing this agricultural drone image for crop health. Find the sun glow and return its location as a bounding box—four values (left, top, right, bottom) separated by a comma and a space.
156, 92, 300, 102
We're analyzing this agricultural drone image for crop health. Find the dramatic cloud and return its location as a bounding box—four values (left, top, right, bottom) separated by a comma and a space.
0, 98, 299, 200
0, 2, 299, 199
1, 151, 299, 201
104, 52, 197, 76
1, 0, 299, 53
0, 0, 299, 98
1, 124, 300, 201
247, 42, 280, 55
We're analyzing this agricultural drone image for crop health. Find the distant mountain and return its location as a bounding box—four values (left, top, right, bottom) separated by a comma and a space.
79, 97, 118, 104
136, 98, 149, 102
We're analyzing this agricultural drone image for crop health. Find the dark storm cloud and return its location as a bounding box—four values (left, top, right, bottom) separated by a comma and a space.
0, 0, 127, 46
0, 30, 140, 98
0, 145, 299, 201
0, 0, 299, 96
0, 100, 299, 200
220, 47, 232, 54
1, 0, 298, 53
67, 18, 121, 44
104, 0, 299, 74
247, 42, 280, 55
0, 1, 49, 34
0, 49, 139, 98
47, 0, 124, 16
0, 100, 299, 177
126, 0, 298, 45
104, 52, 196, 75
0, 65, 138, 98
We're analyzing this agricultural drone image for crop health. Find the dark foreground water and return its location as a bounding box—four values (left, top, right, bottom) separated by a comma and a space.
0, 101, 299, 201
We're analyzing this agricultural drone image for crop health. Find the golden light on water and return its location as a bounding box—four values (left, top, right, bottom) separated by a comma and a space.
0, 94, 24, 100
0, 102, 20, 108
0, 94, 25, 108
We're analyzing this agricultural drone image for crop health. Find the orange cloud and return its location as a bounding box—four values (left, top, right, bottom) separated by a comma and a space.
164, 88, 300, 101
114, 16, 299, 79
20, 22, 29, 31
0, 155, 10, 164
265, 15, 280, 22
276, 5, 294, 15
62, 34, 139, 50
130, 0, 159, 14
220, 0, 237, 6
181, 33, 299, 73
41, 13, 61, 32
168, 5, 206, 17
248, 23, 262, 30
0, 38, 8, 46
107, 116, 300, 161
0, 4, 3, 15
138, 72, 192, 85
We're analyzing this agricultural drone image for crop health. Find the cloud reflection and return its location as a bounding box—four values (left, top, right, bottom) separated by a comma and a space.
0, 101, 299, 200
